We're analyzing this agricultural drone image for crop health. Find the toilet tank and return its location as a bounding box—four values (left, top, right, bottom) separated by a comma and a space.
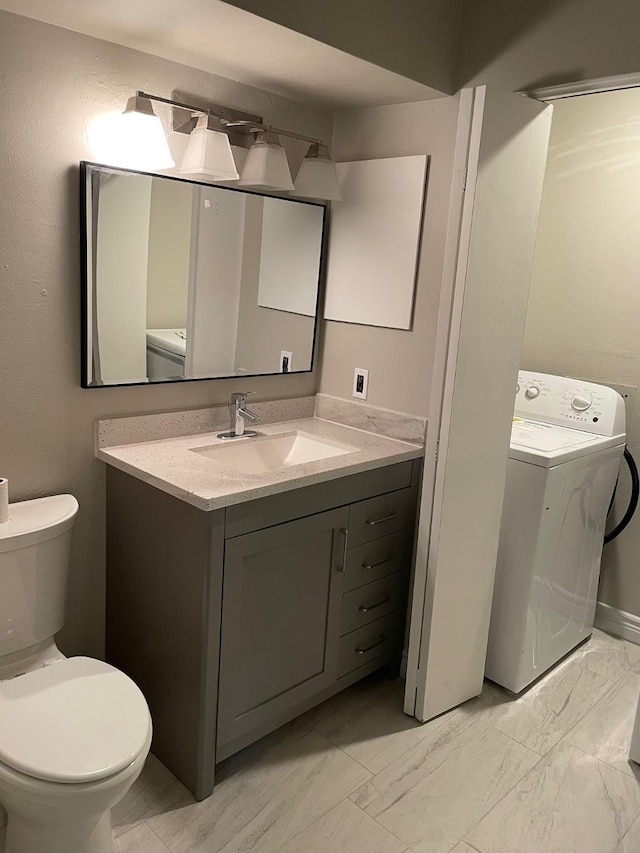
0, 495, 79, 657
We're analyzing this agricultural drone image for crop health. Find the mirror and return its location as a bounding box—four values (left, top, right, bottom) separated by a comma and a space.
80, 162, 326, 387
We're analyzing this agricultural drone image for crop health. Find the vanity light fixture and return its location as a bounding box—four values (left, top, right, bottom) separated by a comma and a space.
237, 130, 294, 191
179, 114, 239, 181
294, 143, 342, 201
121, 95, 175, 170
116, 91, 340, 199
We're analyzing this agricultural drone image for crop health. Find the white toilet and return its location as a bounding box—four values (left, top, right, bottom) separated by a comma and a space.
0, 494, 152, 853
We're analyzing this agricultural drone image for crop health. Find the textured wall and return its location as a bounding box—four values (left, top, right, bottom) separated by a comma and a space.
521, 88, 640, 618
319, 97, 462, 417
458, 0, 640, 92
0, 10, 332, 656
221, 0, 464, 94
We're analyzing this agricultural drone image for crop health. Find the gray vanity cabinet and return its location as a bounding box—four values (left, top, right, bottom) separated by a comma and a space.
106, 458, 421, 801
216, 508, 348, 749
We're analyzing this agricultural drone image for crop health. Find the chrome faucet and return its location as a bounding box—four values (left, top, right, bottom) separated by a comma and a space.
218, 392, 259, 440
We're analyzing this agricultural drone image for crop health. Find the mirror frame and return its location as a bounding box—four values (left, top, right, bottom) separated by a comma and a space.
79, 161, 328, 389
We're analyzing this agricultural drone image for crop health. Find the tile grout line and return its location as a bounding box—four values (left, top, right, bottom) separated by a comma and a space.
445, 726, 546, 851
146, 819, 173, 852
350, 797, 411, 850
560, 667, 636, 747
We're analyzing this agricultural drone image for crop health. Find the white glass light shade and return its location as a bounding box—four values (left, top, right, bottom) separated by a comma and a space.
238, 133, 294, 191
293, 143, 341, 201
178, 115, 239, 181
295, 157, 341, 201
118, 97, 175, 171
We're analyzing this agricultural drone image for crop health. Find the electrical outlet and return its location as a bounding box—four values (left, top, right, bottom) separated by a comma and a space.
353, 367, 369, 400
280, 351, 293, 373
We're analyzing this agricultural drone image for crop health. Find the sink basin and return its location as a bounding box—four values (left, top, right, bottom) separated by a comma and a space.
192, 431, 357, 475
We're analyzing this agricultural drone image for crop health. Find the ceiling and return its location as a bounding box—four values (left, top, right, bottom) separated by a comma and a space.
0, 0, 445, 111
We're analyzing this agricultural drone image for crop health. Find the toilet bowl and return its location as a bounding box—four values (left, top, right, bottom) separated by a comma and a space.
0, 496, 153, 853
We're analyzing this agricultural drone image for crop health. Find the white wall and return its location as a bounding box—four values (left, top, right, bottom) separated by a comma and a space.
319, 96, 462, 417
458, 0, 640, 92
521, 87, 640, 619
0, 9, 332, 656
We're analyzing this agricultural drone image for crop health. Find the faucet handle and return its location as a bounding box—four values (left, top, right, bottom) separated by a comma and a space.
230, 390, 256, 404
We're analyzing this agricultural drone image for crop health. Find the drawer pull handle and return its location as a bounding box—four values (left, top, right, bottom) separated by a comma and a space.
337, 527, 349, 572
366, 512, 399, 527
358, 594, 391, 613
356, 635, 386, 655
362, 556, 393, 571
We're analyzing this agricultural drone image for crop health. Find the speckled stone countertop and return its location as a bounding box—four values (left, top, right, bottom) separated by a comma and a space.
97, 417, 423, 511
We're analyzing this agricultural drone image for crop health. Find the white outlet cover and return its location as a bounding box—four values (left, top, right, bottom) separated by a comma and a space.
280, 350, 293, 373
353, 367, 369, 400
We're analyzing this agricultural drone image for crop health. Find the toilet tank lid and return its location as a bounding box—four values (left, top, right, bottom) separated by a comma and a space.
0, 494, 79, 553
0, 657, 151, 783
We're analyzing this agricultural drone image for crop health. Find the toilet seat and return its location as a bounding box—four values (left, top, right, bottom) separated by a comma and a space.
0, 657, 151, 784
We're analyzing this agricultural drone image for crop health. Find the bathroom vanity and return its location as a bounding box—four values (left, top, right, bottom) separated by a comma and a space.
100, 416, 422, 800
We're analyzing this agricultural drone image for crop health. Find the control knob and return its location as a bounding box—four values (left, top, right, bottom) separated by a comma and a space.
525, 386, 540, 400
571, 393, 592, 412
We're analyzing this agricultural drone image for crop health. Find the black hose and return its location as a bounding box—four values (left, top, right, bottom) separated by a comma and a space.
604, 448, 639, 544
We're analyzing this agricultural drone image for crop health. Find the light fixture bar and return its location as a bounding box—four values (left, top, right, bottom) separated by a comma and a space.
138, 91, 322, 148
137, 90, 263, 129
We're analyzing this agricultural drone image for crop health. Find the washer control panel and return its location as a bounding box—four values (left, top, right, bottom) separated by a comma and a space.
514, 371, 626, 437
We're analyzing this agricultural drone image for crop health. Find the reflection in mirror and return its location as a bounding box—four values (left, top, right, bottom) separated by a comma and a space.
81, 163, 326, 387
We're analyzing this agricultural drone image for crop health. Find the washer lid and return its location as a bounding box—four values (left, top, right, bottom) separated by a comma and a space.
146, 328, 187, 357
0, 494, 78, 554
0, 657, 151, 783
510, 418, 624, 466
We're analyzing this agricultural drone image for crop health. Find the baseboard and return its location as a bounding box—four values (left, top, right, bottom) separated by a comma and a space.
595, 601, 640, 646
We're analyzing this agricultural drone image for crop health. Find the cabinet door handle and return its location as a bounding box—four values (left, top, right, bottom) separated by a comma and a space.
366, 512, 399, 527
356, 635, 386, 655
358, 594, 391, 613
337, 527, 349, 572
362, 555, 394, 571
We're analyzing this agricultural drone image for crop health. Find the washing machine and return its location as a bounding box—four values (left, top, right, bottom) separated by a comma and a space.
485, 371, 626, 693
146, 328, 186, 380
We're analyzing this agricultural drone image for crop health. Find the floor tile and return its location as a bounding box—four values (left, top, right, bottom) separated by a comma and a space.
307, 673, 462, 775
465, 656, 612, 754
466, 741, 640, 853
613, 812, 640, 852
565, 671, 640, 778
575, 629, 640, 681
275, 800, 408, 853
117, 822, 172, 853
350, 717, 538, 853
148, 724, 371, 853
112, 753, 193, 837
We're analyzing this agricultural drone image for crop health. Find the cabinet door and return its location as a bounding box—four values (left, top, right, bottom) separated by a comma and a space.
217, 507, 348, 748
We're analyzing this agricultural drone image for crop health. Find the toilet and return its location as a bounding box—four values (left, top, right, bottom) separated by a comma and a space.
0, 494, 152, 853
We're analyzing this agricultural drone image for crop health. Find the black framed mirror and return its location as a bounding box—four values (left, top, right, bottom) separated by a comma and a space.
80, 162, 326, 387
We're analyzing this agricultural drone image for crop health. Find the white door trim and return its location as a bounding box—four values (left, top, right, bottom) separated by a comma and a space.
527, 71, 640, 102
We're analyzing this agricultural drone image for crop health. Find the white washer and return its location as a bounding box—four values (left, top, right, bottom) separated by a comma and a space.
146, 328, 187, 379
485, 371, 626, 693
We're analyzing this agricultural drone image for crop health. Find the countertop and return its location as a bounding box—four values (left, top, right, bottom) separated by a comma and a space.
97, 417, 424, 511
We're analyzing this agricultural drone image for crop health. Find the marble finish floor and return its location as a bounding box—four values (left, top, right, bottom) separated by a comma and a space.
114, 629, 640, 853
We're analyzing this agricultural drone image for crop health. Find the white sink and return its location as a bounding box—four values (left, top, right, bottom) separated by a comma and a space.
192, 431, 356, 475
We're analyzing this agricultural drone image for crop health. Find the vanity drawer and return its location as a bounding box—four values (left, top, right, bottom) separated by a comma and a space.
338, 613, 404, 678
343, 532, 410, 592
340, 572, 408, 635
348, 488, 413, 546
